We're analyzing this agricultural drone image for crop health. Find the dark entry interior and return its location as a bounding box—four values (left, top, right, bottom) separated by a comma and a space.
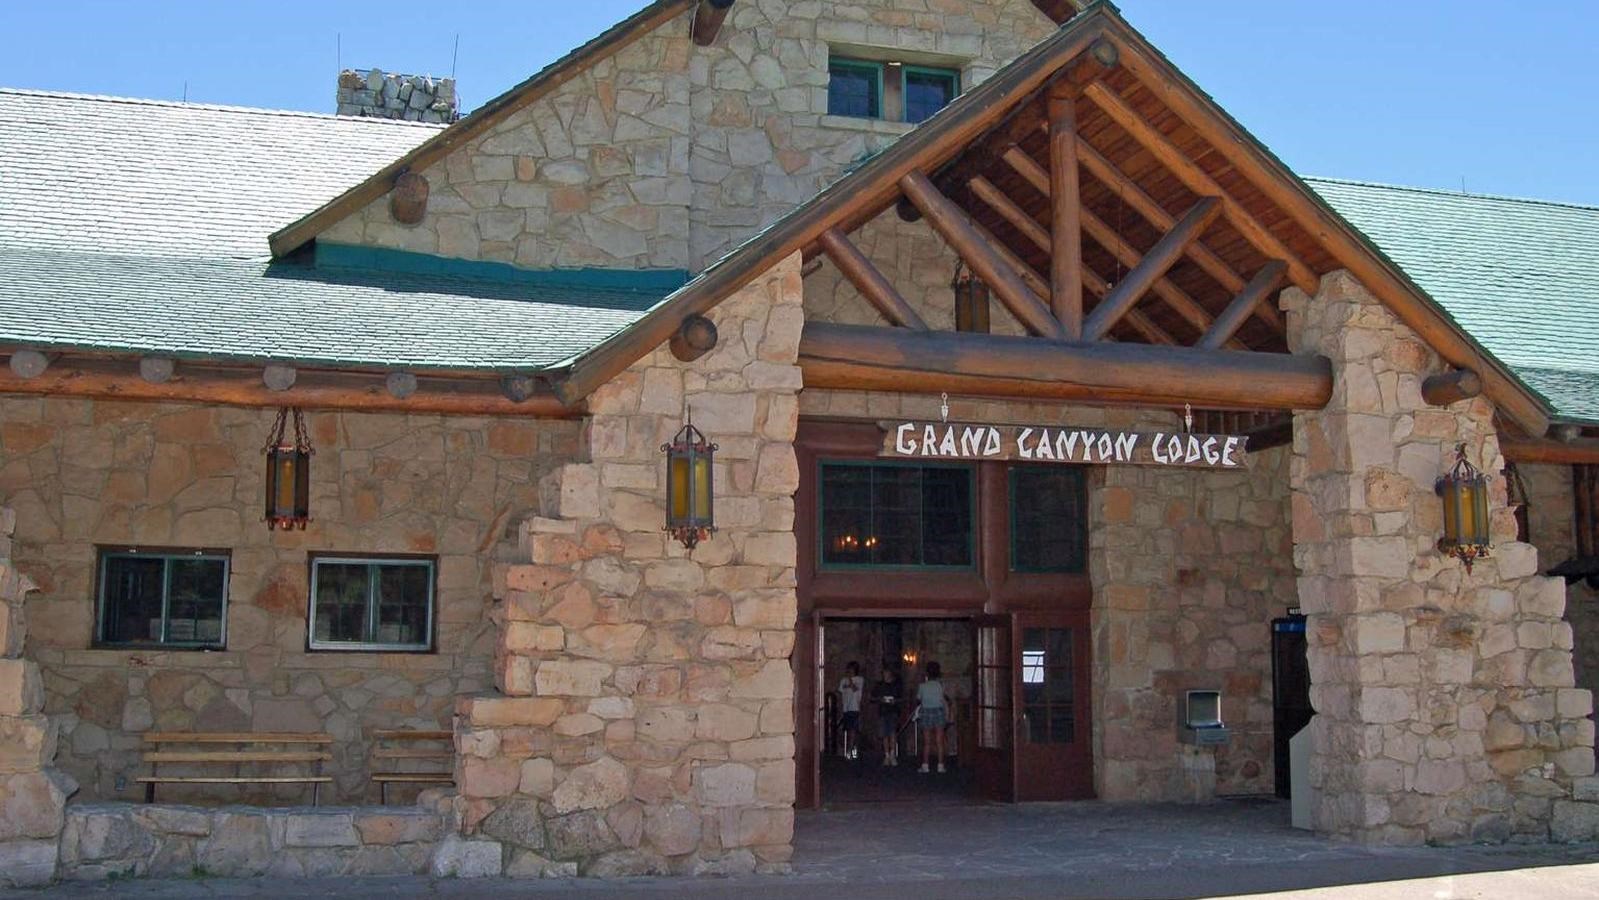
820, 617, 977, 805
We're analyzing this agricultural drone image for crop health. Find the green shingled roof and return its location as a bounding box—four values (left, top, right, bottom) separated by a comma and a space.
1310, 178, 1599, 424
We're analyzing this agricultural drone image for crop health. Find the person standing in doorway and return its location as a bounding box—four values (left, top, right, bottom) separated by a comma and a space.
872, 664, 903, 766
917, 661, 948, 773
838, 661, 864, 760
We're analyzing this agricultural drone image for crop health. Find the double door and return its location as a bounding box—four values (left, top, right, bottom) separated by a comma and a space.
974, 609, 1094, 802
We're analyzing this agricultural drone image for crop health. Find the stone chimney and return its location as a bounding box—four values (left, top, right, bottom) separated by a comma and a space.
335, 68, 458, 123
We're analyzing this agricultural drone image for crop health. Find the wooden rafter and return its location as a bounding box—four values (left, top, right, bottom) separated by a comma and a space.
1199, 261, 1286, 350
899, 171, 1068, 340
1083, 262, 1176, 346
1082, 197, 1221, 341
816, 228, 929, 330
1081, 81, 1319, 295
1048, 88, 1084, 338
970, 176, 1051, 252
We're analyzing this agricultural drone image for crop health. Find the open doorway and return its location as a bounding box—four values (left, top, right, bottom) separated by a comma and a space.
820, 617, 976, 805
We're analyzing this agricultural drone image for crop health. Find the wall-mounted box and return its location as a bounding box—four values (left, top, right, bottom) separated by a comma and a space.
1178, 689, 1230, 746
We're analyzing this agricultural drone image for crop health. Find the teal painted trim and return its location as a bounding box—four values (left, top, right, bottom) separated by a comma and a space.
828, 57, 885, 119
315, 243, 690, 292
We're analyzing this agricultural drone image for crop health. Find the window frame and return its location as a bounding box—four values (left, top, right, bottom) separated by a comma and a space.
1007, 465, 1090, 574
306, 552, 437, 653
93, 546, 231, 650
900, 64, 961, 124
826, 55, 960, 123
816, 459, 977, 572
826, 57, 885, 120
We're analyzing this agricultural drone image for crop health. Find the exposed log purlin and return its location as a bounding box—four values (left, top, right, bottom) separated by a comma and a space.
1081, 80, 1320, 296
899, 171, 1068, 341
817, 228, 930, 330
971, 220, 1051, 300
1199, 260, 1286, 350
1071, 136, 1282, 334
969, 176, 1050, 252
1082, 197, 1221, 341
1049, 90, 1084, 338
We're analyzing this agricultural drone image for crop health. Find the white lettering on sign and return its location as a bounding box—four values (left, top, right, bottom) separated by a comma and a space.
882, 422, 1248, 469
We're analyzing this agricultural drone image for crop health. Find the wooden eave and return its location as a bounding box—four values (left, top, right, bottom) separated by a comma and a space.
267, 0, 694, 259
552, 1, 1553, 437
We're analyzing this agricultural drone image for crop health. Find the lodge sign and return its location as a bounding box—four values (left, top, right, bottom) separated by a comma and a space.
879, 421, 1249, 469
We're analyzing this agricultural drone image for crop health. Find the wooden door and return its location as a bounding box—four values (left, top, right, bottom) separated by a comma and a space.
1013, 609, 1094, 800
973, 613, 1016, 802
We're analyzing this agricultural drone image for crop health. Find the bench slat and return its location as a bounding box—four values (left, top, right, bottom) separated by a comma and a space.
136, 776, 333, 784
371, 749, 454, 760
143, 751, 332, 764
143, 732, 331, 744
371, 774, 455, 783
373, 730, 452, 741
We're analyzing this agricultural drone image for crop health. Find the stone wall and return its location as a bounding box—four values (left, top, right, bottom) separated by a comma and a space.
797, 388, 1293, 802
1520, 462, 1599, 762
336, 69, 459, 122
0, 504, 75, 886
322, 0, 1055, 271
0, 399, 579, 804
446, 253, 804, 877
1286, 270, 1598, 844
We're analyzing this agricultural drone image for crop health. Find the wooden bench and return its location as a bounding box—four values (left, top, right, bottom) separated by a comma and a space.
138, 732, 333, 805
370, 729, 454, 804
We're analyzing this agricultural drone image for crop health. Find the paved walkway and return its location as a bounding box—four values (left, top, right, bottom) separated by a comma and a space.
9, 799, 1599, 898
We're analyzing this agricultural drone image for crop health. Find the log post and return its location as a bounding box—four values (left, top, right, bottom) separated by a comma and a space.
389, 171, 429, 225
1048, 86, 1084, 338
899, 170, 1067, 340
691, 0, 735, 46
1420, 369, 1482, 406
1198, 261, 1286, 349
1082, 196, 1221, 341
669, 314, 720, 362
817, 228, 929, 330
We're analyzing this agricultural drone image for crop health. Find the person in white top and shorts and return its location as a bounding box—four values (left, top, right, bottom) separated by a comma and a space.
838, 661, 864, 760
916, 661, 948, 773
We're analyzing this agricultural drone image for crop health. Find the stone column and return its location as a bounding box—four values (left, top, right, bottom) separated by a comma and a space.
445, 254, 804, 877
1286, 271, 1598, 844
0, 506, 76, 886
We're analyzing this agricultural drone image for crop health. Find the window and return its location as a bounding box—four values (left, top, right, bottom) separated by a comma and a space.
820, 462, 973, 568
309, 555, 435, 652
827, 56, 960, 123
1010, 467, 1088, 572
1021, 627, 1076, 744
96, 548, 228, 649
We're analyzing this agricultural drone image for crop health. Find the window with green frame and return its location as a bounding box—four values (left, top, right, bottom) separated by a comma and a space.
826, 55, 960, 123
309, 555, 435, 652
96, 548, 229, 649
1009, 467, 1088, 573
819, 461, 974, 568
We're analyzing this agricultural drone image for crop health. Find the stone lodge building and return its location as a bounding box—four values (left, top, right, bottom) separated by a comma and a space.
2, 0, 1598, 885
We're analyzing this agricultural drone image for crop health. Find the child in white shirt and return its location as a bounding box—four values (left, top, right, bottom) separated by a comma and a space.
838, 661, 864, 760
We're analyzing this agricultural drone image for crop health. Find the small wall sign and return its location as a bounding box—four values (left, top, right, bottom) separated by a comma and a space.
879, 421, 1249, 469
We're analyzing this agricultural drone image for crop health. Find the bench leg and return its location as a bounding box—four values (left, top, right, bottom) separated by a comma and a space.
380, 781, 388, 806
312, 781, 320, 807
145, 781, 155, 804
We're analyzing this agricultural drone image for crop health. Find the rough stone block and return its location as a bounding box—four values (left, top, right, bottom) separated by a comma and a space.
430, 835, 503, 878
535, 659, 612, 697
0, 770, 72, 840
553, 757, 630, 814
0, 838, 57, 886
463, 696, 564, 728
1551, 800, 1599, 842
0, 714, 56, 774
283, 812, 359, 848
0, 659, 42, 716
694, 763, 756, 807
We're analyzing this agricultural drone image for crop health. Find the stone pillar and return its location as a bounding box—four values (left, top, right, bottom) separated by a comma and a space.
1286, 271, 1598, 844
448, 254, 804, 877
0, 506, 76, 886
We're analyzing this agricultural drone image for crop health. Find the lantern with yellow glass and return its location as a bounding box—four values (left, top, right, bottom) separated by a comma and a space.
264, 407, 312, 531
1435, 442, 1491, 573
663, 418, 716, 549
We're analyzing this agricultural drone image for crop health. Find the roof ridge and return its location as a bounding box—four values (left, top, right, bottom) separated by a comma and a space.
1306, 175, 1599, 214
0, 86, 447, 129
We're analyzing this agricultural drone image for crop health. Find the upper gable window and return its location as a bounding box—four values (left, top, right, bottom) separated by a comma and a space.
827, 55, 960, 123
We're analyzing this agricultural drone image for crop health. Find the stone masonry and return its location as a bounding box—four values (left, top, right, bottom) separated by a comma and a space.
321, 0, 1055, 271
0, 401, 579, 805
336, 69, 459, 123
446, 254, 805, 877
0, 505, 77, 887
1285, 270, 1599, 844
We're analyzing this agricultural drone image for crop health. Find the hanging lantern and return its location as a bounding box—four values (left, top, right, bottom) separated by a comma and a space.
264, 407, 313, 531
1436, 442, 1491, 572
952, 260, 990, 334
662, 417, 716, 549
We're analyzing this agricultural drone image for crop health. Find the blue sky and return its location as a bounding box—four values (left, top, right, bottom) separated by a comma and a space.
4, 1, 1596, 204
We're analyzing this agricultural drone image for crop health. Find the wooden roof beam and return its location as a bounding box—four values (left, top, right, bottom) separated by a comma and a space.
900, 171, 1068, 340
1199, 260, 1286, 350
1080, 80, 1320, 296
1083, 196, 1222, 341
816, 227, 930, 330
1048, 86, 1085, 339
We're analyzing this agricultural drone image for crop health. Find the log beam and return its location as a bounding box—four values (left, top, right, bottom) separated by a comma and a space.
1198, 260, 1286, 349
817, 228, 929, 329
899, 170, 1067, 340
669, 314, 720, 362
799, 322, 1332, 410
1082, 196, 1221, 341
0, 355, 575, 417
1501, 436, 1599, 465
1048, 88, 1084, 338
1080, 81, 1320, 295
691, 0, 735, 46
1420, 368, 1483, 406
